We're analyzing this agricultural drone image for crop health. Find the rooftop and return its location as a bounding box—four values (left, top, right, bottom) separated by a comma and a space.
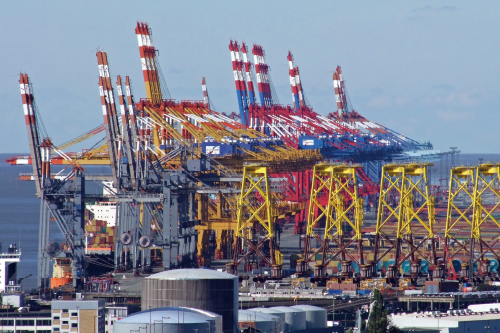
145, 268, 238, 281
391, 311, 500, 330
117, 307, 220, 324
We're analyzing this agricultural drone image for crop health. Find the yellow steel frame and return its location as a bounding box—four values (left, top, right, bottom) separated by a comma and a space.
306, 164, 336, 239
325, 165, 363, 243
231, 164, 281, 268
445, 166, 476, 256
376, 164, 405, 236
375, 163, 435, 269
473, 163, 500, 239
445, 163, 500, 277
236, 165, 274, 238
304, 164, 364, 268
399, 164, 435, 239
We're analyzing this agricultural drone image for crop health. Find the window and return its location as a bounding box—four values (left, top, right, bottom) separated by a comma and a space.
71, 324, 77, 328
54, 329, 60, 332
0, 320, 14, 326
37, 331, 51, 333
36, 320, 51, 326
62, 310, 68, 313
70, 313, 77, 317
16, 320, 35, 326
15, 330, 35, 333
62, 321, 68, 325
53, 317, 60, 320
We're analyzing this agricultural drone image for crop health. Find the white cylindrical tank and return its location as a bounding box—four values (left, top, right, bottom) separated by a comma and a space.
114, 307, 222, 333
250, 307, 285, 332
269, 306, 306, 332
142, 269, 238, 333
238, 310, 280, 333
291, 305, 327, 329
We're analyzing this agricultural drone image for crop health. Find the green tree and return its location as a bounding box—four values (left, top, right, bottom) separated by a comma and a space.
365, 289, 401, 333
387, 326, 401, 333
366, 289, 388, 333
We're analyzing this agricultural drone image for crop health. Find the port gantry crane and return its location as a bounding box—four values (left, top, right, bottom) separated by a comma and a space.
102, 22, 322, 276
17, 21, 453, 288
20, 73, 87, 289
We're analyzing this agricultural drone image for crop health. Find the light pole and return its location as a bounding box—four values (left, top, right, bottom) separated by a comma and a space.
332, 294, 335, 322
154, 319, 163, 333
159, 317, 170, 333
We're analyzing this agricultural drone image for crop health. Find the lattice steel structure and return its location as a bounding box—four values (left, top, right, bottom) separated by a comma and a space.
227, 165, 283, 278
297, 164, 364, 284
374, 163, 436, 284
446, 164, 500, 280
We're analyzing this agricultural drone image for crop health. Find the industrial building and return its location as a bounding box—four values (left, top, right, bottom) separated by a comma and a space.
0, 299, 116, 333
52, 299, 106, 333
0, 243, 21, 293
391, 311, 500, 333
0, 310, 52, 333
105, 306, 129, 333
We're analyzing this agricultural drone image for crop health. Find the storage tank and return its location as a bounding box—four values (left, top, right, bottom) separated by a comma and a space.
114, 307, 222, 333
142, 269, 238, 333
238, 310, 280, 333
269, 306, 306, 332
250, 307, 285, 332
291, 305, 327, 329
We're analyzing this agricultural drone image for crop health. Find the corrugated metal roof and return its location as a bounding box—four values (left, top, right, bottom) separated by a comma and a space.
291, 305, 326, 312
51, 299, 105, 310
269, 306, 304, 313
117, 307, 220, 324
238, 310, 278, 323
249, 307, 284, 314
145, 268, 238, 280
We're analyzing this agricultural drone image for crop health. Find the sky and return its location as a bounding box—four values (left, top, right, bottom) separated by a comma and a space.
0, 1, 499, 154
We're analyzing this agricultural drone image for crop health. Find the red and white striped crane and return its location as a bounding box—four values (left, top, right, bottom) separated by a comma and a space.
96, 51, 120, 186
19, 73, 43, 197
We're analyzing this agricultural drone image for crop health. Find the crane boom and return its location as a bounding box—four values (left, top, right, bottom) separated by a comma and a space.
19, 73, 43, 197
117, 75, 137, 189
97, 51, 120, 186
